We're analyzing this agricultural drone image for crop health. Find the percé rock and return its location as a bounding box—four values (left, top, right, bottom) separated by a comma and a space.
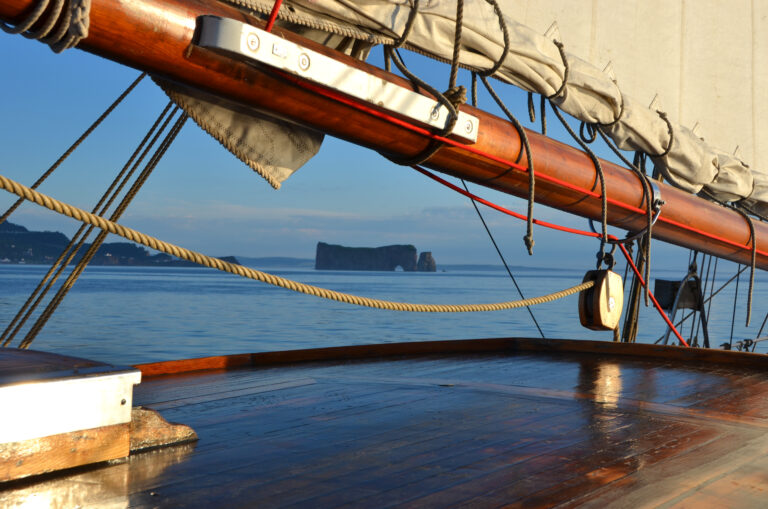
315, 242, 436, 272
417, 252, 437, 272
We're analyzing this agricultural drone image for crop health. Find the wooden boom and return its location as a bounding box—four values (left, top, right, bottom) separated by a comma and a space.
1, 0, 765, 269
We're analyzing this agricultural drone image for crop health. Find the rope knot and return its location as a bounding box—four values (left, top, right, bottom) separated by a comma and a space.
443, 85, 467, 109
524, 234, 535, 255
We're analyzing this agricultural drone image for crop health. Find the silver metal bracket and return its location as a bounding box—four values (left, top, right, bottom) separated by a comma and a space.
195, 16, 479, 144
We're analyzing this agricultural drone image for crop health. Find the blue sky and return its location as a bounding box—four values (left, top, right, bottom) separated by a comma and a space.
0, 30, 689, 268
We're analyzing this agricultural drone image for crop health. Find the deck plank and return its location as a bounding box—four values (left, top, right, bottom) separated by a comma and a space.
4, 349, 768, 507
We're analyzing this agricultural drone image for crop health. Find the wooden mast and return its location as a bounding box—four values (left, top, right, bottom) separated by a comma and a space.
1, 0, 765, 270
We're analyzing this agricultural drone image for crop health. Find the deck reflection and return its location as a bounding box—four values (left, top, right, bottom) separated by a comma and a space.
0, 443, 195, 509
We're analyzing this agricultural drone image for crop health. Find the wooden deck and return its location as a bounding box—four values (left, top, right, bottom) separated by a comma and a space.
3, 341, 768, 507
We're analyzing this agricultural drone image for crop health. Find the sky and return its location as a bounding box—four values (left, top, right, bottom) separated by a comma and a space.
0, 29, 688, 269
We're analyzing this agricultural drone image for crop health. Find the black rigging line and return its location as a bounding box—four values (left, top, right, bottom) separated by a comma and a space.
729, 266, 741, 348
461, 180, 545, 338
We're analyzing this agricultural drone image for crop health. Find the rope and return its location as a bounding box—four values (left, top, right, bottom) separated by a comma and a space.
0, 73, 146, 227
477, 0, 509, 78
382, 48, 460, 165
1, 0, 91, 52
381, 0, 466, 165
546, 41, 569, 99
394, 0, 420, 48
409, 165, 691, 346
264, 0, 283, 32
449, 0, 464, 90
1, 102, 177, 348
273, 55, 768, 263
595, 128, 655, 304
729, 266, 741, 348
655, 111, 675, 158
734, 208, 757, 326
480, 75, 536, 254
548, 103, 609, 268
0, 173, 595, 315
19, 110, 188, 348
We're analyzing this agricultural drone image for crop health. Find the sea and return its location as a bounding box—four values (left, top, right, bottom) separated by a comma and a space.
1, 263, 766, 364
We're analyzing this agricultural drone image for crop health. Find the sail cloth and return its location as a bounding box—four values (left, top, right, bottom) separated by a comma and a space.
156, 25, 370, 189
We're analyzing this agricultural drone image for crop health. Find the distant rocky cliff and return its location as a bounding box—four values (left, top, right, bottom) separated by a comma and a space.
315, 242, 436, 272
0, 222, 238, 266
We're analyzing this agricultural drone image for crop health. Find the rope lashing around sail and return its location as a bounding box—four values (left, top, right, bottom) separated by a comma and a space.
381, 0, 466, 167
1, 0, 91, 52
728, 209, 757, 327
0, 173, 596, 316
546, 41, 569, 100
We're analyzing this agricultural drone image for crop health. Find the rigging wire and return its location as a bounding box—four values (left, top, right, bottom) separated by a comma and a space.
729, 267, 742, 349
19, 111, 188, 348
0, 73, 146, 227
0, 101, 178, 347
461, 180, 545, 338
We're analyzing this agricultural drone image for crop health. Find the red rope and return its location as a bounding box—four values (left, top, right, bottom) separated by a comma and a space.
616, 244, 689, 347
413, 165, 689, 347
264, 0, 284, 32
272, 68, 768, 261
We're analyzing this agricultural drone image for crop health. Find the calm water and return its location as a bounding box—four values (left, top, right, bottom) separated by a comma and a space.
0, 264, 765, 364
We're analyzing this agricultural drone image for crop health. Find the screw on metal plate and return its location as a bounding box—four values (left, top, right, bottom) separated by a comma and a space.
246, 32, 260, 52
298, 53, 310, 71
120, 398, 127, 405
464, 120, 473, 134
430, 107, 440, 121
272, 42, 288, 58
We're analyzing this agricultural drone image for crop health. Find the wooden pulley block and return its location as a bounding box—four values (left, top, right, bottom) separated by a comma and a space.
579, 270, 624, 331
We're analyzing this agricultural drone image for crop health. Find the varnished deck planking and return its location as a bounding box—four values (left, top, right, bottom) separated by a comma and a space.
4, 348, 768, 507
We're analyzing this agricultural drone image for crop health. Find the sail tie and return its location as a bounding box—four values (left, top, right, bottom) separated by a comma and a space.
732, 208, 757, 327
1, 0, 91, 52
479, 75, 536, 255
548, 103, 609, 267
380, 0, 466, 166
546, 41, 569, 100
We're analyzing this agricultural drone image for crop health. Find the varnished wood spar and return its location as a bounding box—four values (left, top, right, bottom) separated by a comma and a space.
133, 338, 768, 377
1, 0, 765, 267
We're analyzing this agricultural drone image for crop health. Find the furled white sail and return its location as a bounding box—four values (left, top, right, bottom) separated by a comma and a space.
178, 0, 768, 214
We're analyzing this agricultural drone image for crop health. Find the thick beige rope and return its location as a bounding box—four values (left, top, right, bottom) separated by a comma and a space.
0, 173, 593, 312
